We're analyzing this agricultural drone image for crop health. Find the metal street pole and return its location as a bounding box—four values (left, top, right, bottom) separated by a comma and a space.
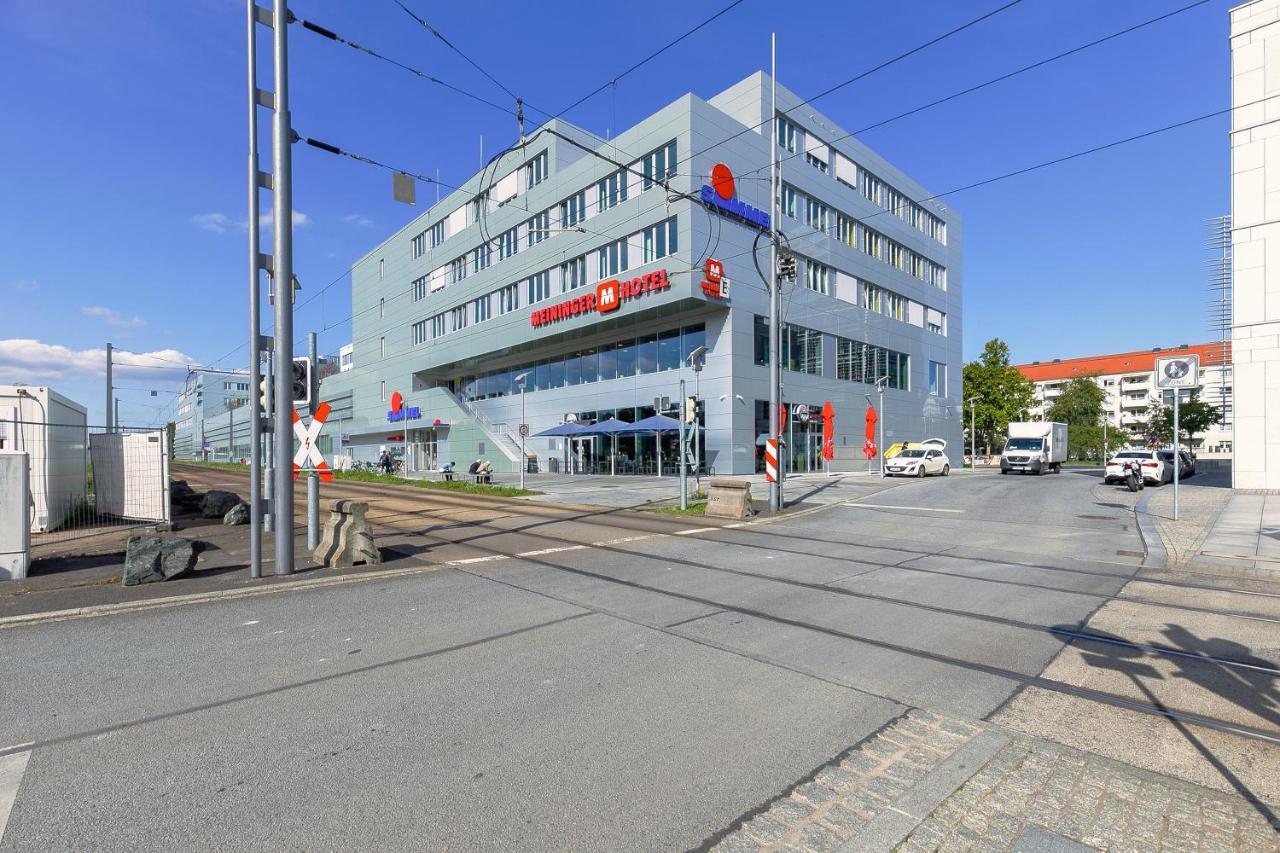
306, 331, 319, 551
678, 378, 688, 510
247, 0, 263, 578
768, 32, 782, 512
878, 380, 886, 479
114, 398, 120, 430
105, 342, 113, 432
1173, 391, 1180, 521
969, 397, 977, 470
693, 367, 701, 492
271, 0, 295, 576
515, 372, 529, 491
264, 350, 274, 535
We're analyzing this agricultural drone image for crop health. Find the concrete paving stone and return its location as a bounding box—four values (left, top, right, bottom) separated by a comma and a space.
712, 832, 764, 853
814, 766, 857, 791
885, 760, 930, 784
864, 735, 908, 761
909, 745, 953, 766
841, 752, 883, 776
793, 782, 840, 807
743, 814, 790, 844
820, 802, 867, 836
792, 821, 844, 852
865, 774, 909, 799
769, 797, 816, 823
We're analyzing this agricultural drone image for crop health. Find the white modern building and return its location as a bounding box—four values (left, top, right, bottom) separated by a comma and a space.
1231, 0, 1280, 488
173, 369, 252, 461
1015, 342, 1233, 455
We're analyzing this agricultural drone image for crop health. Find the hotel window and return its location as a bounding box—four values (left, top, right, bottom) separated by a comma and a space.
411, 232, 426, 259
561, 255, 587, 291
430, 313, 446, 338
560, 191, 585, 228
886, 291, 906, 321
412, 275, 428, 302
473, 242, 491, 273
380, 297, 385, 318
429, 220, 445, 248
450, 256, 467, 284
473, 294, 492, 323
498, 283, 519, 314
527, 270, 551, 304
776, 115, 798, 153
805, 260, 830, 295
642, 140, 677, 189
861, 170, 884, 207
598, 238, 628, 279
597, 170, 628, 212
861, 227, 882, 261
804, 198, 827, 232
380, 381, 386, 401
524, 151, 548, 188
379, 336, 385, 358
470, 192, 487, 224
642, 217, 678, 263
927, 313, 944, 335
526, 211, 550, 247
412, 319, 428, 346
836, 337, 910, 390
450, 305, 468, 332
379, 258, 384, 280
862, 281, 883, 313
929, 361, 946, 397
780, 185, 797, 219
498, 227, 518, 260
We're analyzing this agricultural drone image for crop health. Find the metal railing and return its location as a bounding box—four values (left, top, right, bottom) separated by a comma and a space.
446, 391, 523, 461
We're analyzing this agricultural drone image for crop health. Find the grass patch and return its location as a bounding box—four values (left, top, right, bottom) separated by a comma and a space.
643, 501, 708, 516
175, 460, 538, 498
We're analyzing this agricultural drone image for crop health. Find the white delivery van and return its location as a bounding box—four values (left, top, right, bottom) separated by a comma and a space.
1000, 422, 1068, 476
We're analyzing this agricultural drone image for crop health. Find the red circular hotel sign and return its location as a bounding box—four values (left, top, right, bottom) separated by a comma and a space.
390, 391, 403, 414
710, 163, 735, 200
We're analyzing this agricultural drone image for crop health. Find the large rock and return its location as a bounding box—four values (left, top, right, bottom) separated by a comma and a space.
170, 479, 197, 506
200, 490, 241, 518
313, 499, 381, 568
123, 536, 203, 586
223, 502, 250, 525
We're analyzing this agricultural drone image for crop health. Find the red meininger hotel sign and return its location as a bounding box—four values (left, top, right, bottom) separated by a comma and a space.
529, 268, 671, 328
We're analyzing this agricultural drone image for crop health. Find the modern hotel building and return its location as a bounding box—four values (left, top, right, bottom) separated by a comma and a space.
319, 73, 962, 475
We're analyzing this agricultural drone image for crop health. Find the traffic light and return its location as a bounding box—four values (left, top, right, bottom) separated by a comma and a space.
683, 396, 696, 424
258, 373, 272, 413
778, 253, 797, 281
291, 357, 311, 408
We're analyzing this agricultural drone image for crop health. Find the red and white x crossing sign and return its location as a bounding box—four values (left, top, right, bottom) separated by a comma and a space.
293, 402, 333, 482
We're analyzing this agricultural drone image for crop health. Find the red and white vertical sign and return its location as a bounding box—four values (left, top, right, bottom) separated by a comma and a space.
764, 437, 779, 483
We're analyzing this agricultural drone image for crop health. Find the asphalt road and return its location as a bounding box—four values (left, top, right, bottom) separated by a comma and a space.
5, 466, 1270, 850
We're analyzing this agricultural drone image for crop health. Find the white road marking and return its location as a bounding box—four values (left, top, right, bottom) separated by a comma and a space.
241, 620, 260, 626
516, 546, 588, 557
674, 527, 719, 535
842, 502, 965, 514
447, 556, 510, 565
0, 749, 31, 845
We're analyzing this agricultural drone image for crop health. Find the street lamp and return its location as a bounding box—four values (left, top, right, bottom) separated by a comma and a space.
514, 371, 530, 490
687, 345, 707, 491
966, 396, 980, 470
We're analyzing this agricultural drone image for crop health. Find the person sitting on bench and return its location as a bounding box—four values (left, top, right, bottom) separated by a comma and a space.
476, 459, 493, 484
440, 461, 455, 481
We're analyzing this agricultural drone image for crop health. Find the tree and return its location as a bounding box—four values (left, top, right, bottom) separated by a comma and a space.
962, 339, 1036, 455
1138, 393, 1221, 449
1044, 375, 1127, 460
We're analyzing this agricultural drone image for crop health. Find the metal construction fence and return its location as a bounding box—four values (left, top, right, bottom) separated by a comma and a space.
0, 420, 171, 557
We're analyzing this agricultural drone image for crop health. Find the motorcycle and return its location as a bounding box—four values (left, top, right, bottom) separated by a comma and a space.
1122, 459, 1144, 493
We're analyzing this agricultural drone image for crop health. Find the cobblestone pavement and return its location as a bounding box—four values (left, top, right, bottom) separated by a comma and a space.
1145, 485, 1234, 567
704, 710, 1279, 853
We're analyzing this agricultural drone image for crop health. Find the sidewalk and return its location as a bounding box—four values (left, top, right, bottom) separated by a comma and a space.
706, 708, 1278, 852
1197, 493, 1280, 571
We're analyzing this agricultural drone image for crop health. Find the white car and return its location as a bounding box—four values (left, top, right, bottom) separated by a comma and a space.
1104, 449, 1171, 486
885, 446, 951, 477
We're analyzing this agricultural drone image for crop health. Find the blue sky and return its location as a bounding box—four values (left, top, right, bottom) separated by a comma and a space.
0, 0, 1232, 425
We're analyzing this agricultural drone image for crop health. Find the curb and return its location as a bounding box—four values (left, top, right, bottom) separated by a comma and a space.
0, 562, 443, 630
1134, 488, 1168, 569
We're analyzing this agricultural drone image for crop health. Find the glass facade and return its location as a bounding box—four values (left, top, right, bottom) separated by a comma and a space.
459, 323, 706, 402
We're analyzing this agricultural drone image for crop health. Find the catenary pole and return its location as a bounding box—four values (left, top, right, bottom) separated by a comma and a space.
105, 342, 113, 432
1173, 391, 1180, 521
679, 378, 688, 510
768, 33, 782, 512
271, 0, 295, 576
247, 0, 263, 578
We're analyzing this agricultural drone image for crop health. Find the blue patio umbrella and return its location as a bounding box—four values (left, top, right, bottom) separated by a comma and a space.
533, 422, 589, 437
626, 414, 684, 433
586, 418, 631, 474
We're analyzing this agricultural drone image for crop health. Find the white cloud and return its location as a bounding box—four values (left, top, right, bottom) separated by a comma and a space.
192, 212, 235, 234
0, 339, 197, 382
193, 210, 310, 234
10, 279, 40, 293
342, 213, 374, 228
82, 306, 146, 329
